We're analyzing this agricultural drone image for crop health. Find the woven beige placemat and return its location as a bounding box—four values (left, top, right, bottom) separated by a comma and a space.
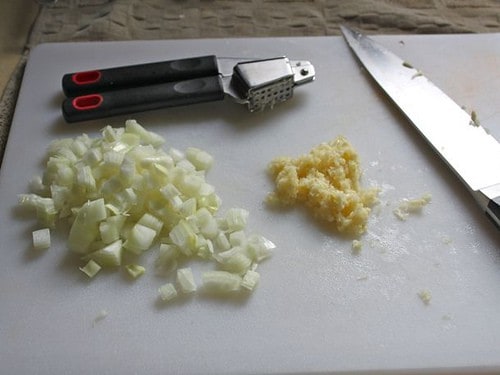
1, 0, 499, 163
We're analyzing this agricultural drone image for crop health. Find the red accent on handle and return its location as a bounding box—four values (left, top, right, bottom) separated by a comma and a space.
72, 70, 102, 85
72, 94, 103, 110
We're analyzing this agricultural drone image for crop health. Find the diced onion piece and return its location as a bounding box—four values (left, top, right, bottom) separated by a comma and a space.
179, 197, 197, 217
176, 159, 196, 173
32, 228, 51, 250
92, 309, 108, 326
198, 181, 215, 197
196, 237, 214, 259
119, 156, 135, 186
213, 231, 231, 252
100, 177, 123, 196
99, 215, 126, 244
102, 125, 122, 143
125, 264, 146, 279
155, 244, 179, 275
229, 230, 246, 247
197, 193, 221, 213
50, 185, 70, 212
112, 134, 139, 154
185, 147, 213, 171
47, 138, 73, 156
18, 194, 57, 228
53, 147, 77, 163
29, 175, 47, 195
177, 174, 205, 197
225, 253, 252, 275
169, 220, 196, 255
79, 260, 101, 278
225, 208, 249, 231
158, 283, 178, 302
86, 240, 123, 267
176, 267, 197, 293
137, 213, 164, 233
68, 198, 107, 254
83, 147, 102, 166
193, 208, 219, 239
215, 247, 252, 275
70, 138, 88, 157
103, 149, 124, 168
84, 198, 108, 221
118, 188, 137, 211
246, 234, 275, 262
241, 270, 260, 291
125, 119, 165, 147
123, 223, 157, 254
161, 183, 183, 210
76, 165, 96, 192
202, 271, 242, 293
168, 147, 185, 163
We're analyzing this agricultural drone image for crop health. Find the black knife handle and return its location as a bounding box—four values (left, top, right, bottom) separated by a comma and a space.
62, 76, 225, 123
476, 185, 500, 230
62, 55, 219, 97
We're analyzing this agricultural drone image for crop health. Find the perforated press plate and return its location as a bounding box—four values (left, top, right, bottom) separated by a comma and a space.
247, 76, 294, 111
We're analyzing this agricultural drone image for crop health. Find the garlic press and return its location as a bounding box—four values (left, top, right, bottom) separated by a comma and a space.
61, 55, 315, 123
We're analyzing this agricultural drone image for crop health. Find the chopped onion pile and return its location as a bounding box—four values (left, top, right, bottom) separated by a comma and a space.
19, 120, 274, 302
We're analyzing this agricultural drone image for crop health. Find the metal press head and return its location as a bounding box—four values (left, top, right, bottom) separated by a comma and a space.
225, 57, 315, 111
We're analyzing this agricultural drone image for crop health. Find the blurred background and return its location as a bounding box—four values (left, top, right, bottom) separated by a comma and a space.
0, 0, 38, 93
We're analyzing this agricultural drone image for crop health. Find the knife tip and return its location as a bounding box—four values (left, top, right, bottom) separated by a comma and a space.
339, 24, 350, 35
339, 24, 360, 43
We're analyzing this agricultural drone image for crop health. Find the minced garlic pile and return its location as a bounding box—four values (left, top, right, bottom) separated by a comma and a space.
266, 136, 378, 236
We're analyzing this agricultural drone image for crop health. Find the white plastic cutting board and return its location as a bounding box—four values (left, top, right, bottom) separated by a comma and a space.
1, 34, 500, 375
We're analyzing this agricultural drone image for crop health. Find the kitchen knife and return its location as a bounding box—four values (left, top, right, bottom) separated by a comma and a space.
340, 25, 500, 229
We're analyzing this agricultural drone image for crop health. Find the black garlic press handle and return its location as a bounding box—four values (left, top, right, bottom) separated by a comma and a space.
62, 55, 219, 97
62, 76, 225, 123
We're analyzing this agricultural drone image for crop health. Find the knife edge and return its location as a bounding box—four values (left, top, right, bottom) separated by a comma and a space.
340, 25, 500, 229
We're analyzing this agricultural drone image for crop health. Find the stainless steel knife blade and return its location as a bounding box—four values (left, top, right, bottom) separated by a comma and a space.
340, 25, 500, 228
